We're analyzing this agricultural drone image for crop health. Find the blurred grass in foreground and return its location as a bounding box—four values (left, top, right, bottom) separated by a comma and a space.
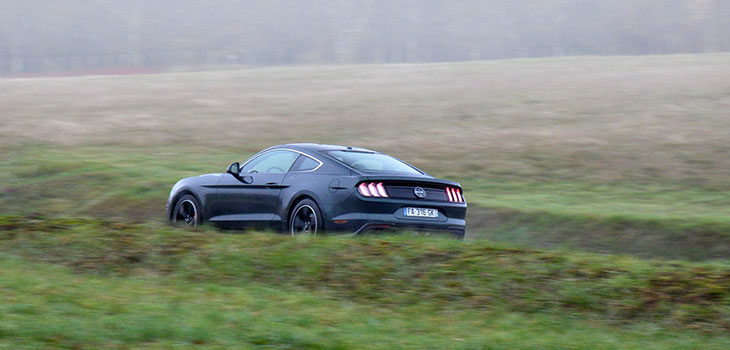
1, 215, 729, 349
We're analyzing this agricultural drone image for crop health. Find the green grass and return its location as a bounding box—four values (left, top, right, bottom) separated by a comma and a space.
4, 258, 728, 350
468, 181, 730, 222
2, 144, 729, 260
464, 180, 730, 260
1, 216, 729, 349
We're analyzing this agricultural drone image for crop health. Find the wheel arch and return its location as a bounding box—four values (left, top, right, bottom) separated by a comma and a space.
285, 194, 322, 231
169, 189, 203, 221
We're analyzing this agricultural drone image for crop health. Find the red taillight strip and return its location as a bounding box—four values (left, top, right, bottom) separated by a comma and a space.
368, 183, 380, 197
358, 182, 389, 197
358, 183, 371, 196
376, 182, 389, 197
445, 187, 463, 202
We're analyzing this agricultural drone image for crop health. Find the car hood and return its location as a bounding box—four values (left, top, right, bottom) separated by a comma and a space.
175, 173, 224, 187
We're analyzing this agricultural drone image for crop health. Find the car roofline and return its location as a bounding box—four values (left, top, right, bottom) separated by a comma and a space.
256, 143, 428, 176
316, 148, 427, 177
280, 143, 375, 154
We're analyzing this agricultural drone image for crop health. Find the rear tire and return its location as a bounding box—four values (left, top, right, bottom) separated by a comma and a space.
171, 194, 201, 227
289, 199, 322, 236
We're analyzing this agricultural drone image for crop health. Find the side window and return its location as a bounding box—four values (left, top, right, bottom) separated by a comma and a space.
240, 150, 299, 174
291, 155, 321, 172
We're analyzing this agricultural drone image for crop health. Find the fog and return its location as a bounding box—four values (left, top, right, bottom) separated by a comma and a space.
0, 0, 728, 75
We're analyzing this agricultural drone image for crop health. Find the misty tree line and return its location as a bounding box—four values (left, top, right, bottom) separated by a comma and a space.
0, 0, 728, 75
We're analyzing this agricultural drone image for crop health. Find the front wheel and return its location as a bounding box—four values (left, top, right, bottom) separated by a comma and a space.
289, 199, 322, 236
171, 194, 201, 227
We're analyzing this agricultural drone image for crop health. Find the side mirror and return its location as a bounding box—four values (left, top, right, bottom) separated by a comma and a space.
226, 162, 240, 175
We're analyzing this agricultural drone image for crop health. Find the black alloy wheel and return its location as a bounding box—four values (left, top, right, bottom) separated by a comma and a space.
289, 199, 321, 236
172, 195, 200, 227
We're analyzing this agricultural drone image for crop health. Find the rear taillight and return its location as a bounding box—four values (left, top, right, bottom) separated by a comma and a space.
445, 187, 464, 203
358, 182, 389, 197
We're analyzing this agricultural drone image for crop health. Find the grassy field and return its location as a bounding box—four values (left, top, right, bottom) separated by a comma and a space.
1, 53, 729, 258
1, 216, 729, 349
1, 54, 730, 348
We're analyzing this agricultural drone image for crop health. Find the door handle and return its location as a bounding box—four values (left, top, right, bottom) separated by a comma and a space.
264, 182, 278, 188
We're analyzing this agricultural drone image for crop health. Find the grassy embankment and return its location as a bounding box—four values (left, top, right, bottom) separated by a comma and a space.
2, 53, 729, 259
1, 216, 729, 349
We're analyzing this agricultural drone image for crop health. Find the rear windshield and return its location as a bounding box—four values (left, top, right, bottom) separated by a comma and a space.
326, 151, 421, 174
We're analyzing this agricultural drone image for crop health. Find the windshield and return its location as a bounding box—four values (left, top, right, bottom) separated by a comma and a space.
326, 151, 422, 174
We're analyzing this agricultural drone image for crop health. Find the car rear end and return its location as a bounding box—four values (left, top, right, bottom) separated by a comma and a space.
328, 176, 467, 238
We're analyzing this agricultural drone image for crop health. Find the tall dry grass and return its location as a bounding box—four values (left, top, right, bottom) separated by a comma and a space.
2, 54, 729, 187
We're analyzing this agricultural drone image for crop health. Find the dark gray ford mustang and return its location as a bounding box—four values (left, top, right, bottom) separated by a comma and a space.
166, 143, 466, 237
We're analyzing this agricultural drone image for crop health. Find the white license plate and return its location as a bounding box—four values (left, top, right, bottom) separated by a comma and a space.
403, 207, 438, 218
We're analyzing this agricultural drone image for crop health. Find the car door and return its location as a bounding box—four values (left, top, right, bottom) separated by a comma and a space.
209, 150, 299, 228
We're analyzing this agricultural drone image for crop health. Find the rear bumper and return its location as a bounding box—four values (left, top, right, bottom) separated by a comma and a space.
325, 196, 467, 238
